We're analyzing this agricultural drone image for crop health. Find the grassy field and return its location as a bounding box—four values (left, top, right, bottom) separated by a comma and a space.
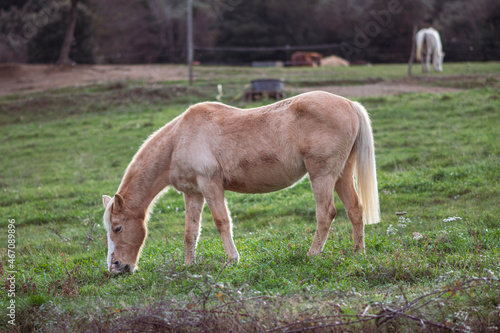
192, 61, 500, 90
1, 63, 499, 332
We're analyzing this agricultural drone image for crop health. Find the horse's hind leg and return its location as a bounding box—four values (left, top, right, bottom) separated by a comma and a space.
184, 193, 205, 264
426, 47, 432, 72
307, 173, 337, 256
197, 177, 240, 263
335, 154, 365, 253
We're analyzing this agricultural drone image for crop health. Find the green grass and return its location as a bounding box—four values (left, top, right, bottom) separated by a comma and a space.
192, 61, 500, 85
0, 63, 499, 332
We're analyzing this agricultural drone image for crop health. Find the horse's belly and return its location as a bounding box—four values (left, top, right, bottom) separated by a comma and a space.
223, 161, 306, 194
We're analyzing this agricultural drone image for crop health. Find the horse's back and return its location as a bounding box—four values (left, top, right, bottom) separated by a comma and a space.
416, 28, 442, 49
289, 91, 356, 123
179, 91, 359, 154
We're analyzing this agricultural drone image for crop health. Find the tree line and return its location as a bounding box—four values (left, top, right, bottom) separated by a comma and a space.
1, 0, 499, 65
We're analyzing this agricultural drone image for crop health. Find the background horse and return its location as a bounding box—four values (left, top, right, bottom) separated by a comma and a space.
416, 27, 444, 72
102, 91, 380, 274
290, 52, 323, 66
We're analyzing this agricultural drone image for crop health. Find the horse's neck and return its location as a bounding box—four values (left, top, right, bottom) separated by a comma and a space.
117, 124, 175, 211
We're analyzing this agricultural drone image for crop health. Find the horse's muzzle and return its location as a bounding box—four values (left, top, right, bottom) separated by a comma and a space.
110, 260, 134, 274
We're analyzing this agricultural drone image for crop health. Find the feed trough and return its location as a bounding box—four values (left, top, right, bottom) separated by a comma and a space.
245, 79, 285, 101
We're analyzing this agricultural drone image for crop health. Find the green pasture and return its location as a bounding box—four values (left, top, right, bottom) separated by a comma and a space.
192, 61, 500, 89
0, 63, 499, 332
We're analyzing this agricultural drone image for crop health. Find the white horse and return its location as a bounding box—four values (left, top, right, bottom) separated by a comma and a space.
416, 28, 444, 72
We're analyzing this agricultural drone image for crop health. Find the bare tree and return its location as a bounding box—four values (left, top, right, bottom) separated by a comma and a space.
148, 0, 177, 62
57, 0, 78, 65
407, 24, 417, 76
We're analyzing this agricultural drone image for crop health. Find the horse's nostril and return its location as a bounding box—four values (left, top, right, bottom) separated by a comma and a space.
124, 264, 131, 272
113, 260, 121, 266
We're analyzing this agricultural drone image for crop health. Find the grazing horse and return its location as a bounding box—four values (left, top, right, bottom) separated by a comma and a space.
102, 91, 380, 274
291, 52, 323, 66
416, 27, 444, 72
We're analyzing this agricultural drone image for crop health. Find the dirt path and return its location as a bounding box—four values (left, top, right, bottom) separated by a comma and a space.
0, 63, 462, 98
0, 63, 188, 97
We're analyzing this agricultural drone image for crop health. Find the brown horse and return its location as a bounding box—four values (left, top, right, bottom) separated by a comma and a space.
290, 52, 323, 66
102, 91, 380, 274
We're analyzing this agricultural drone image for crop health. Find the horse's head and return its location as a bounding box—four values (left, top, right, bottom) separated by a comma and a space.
102, 194, 147, 274
435, 51, 445, 72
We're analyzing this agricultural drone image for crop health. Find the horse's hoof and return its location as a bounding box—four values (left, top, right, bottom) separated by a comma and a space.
184, 258, 196, 265
353, 245, 366, 254
226, 256, 239, 265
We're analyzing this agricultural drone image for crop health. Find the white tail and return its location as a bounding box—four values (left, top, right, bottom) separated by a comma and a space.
415, 30, 424, 62
350, 101, 380, 225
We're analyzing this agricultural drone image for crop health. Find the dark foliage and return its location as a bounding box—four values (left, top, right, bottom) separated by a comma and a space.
26, 2, 94, 64
1, 0, 499, 64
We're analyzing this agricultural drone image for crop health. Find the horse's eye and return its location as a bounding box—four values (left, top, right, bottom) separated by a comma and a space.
114, 226, 122, 233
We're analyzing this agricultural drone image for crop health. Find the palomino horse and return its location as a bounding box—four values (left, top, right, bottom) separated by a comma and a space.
102, 91, 380, 274
416, 27, 444, 72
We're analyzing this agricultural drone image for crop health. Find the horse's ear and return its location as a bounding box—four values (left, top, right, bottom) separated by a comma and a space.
102, 195, 112, 208
114, 194, 125, 212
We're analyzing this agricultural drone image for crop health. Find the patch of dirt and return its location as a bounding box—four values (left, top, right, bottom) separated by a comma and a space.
0, 63, 188, 97
0, 63, 464, 98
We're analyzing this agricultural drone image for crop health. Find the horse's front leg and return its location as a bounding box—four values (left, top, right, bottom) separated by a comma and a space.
184, 193, 205, 264
197, 177, 240, 263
